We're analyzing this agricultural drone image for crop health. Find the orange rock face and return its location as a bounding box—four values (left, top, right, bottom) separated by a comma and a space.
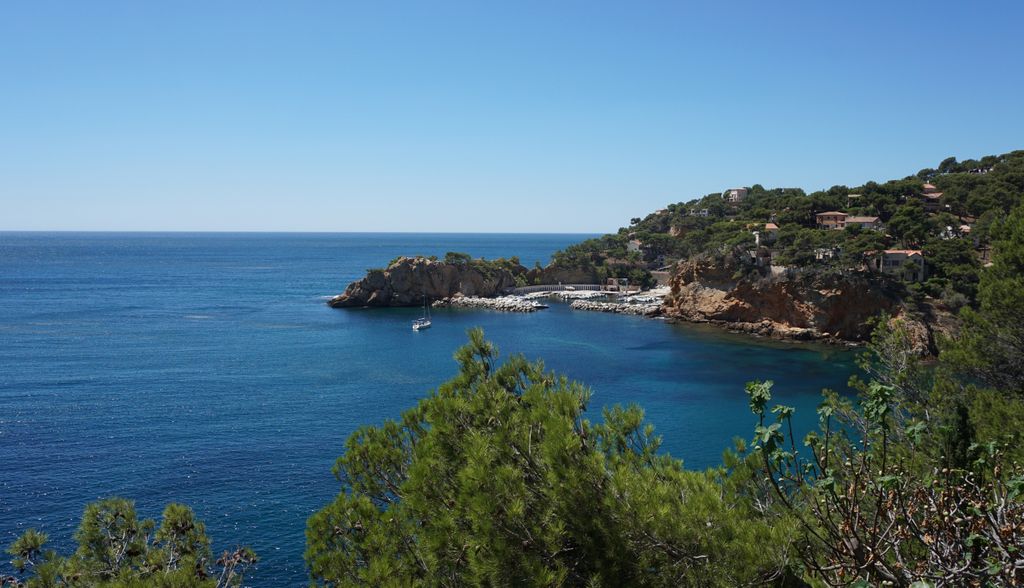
663, 253, 907, 342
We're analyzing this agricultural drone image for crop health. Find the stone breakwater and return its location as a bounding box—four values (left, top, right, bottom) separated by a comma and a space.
570, 299, 662, 317
433, 296, 545, 313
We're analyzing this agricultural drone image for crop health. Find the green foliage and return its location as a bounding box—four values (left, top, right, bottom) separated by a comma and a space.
306, 328, 794, 587
544, 150, 1023, 301
5, 499, 256, 588
887, 202, 934, 246
443, 251, 473, 265
744, 375, 1024, 586
941, 203, 1024, 394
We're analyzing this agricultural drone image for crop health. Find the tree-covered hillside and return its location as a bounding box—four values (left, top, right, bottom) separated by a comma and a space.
557, 150, 1024, 307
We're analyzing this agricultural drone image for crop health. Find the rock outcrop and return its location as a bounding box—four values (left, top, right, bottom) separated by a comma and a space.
329, 257, 526, 308
663, 253, 905, 342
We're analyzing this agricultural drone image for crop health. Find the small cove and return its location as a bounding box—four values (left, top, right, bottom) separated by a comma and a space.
0, 232, 858, 585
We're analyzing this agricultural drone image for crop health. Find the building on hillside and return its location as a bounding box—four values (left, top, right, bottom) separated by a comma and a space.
922, 183, 940, 194
847, 193, 862, 207
845, 215, 883, 230
869, 250, 925, 282
940, 224, 974, 240
753, 222, 779, 246
922, 192, 944, 213
749, 247, 774, 267
605, 277, 630, 292
726, 188, 748, 204
977, 245, 992, 264
696, 208, 710, 217
626, 239, 643, 254
815, 247, 841, 261
816, 211, 848, 230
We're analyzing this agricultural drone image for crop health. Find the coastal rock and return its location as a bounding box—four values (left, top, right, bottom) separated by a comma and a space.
663, 253, 903, 342
329, 257, 526, 308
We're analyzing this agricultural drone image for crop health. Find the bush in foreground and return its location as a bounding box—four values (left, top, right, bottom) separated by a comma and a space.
4, 499, 255, 588
305, 329, 796, 587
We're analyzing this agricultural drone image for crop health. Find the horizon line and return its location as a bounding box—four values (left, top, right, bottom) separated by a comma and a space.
0, 229, 607, 236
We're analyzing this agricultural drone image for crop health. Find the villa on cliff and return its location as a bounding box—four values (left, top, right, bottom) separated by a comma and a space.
918, 182, 947, 213
815, 211, 883, 231
869, 249, 926, 282
816, 211, 847, 230
846, 215, 883, 230
726, 187, 748, 204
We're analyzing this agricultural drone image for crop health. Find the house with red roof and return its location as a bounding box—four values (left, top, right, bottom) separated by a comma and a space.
816, 211, 847, 230
869, 250, 925, 282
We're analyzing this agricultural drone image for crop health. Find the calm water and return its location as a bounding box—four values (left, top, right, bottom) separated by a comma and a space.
0, 232, 857, 585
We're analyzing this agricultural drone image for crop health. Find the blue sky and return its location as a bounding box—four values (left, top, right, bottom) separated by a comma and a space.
2, 1, 1022, 232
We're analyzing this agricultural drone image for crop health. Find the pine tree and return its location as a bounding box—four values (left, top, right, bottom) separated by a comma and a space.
305, 328, 795, 587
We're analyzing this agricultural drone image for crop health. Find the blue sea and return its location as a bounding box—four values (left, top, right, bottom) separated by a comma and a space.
0, 232, 858, 585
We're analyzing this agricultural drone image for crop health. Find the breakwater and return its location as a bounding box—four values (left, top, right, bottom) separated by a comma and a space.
569, 299, 662, 317
433, 295, 546, 312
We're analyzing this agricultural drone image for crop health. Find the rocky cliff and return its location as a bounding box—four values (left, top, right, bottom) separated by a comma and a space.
664, 252, 907, 343
329, 256, 527, 308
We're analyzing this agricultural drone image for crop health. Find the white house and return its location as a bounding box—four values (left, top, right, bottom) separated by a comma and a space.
869, 250, 925, 282
845, 216, 883, 230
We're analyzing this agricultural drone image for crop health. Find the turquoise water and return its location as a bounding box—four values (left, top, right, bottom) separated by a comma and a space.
0, 232, 857, 585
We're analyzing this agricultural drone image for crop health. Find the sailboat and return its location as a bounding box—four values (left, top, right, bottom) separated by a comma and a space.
412, 295, 432, 331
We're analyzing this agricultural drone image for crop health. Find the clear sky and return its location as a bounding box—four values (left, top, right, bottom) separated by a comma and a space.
2, 1, 1022, 233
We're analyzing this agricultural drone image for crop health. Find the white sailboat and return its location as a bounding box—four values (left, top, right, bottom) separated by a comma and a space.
412, 296, 432, 331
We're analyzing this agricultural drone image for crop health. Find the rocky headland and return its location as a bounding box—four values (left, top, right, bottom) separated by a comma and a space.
328, 256, 527, 308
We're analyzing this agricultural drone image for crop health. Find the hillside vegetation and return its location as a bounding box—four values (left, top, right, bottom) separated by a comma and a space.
557, 150, 1024, 308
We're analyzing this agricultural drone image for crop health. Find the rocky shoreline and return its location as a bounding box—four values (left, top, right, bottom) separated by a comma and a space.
327, 254, 950, 353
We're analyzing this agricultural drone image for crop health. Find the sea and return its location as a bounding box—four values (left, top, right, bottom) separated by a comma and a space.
0, 232, 858, 585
